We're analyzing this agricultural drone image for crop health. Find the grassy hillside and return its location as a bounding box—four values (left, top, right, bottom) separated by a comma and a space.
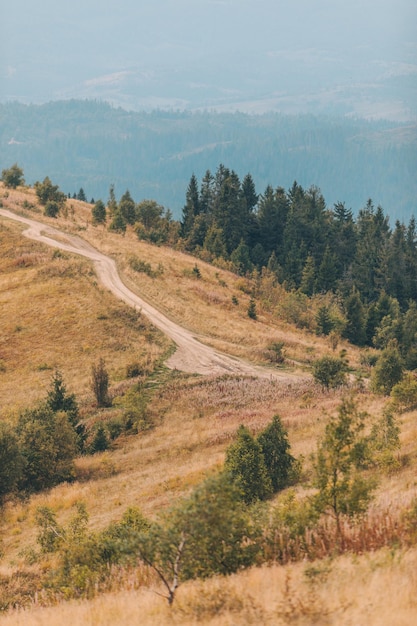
0, 184, 416, 624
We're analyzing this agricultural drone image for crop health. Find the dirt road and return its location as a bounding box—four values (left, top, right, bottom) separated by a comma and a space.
0, 209, 296, 379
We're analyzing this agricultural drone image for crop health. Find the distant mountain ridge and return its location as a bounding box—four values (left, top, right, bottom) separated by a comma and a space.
1, 100, 416, 220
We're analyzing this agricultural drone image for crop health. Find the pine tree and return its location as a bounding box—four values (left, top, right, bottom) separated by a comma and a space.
92, 199, 106, 225
107, 184, 118, 218
343, 288, 367, 346
257, 415, 296, 492
119, 189, 136, 225
371, 340, 404, 395
225, 425, 272, 504
181, 173, 200, 238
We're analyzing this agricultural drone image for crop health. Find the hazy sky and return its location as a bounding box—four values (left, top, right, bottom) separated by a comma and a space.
1, 0, 416, 118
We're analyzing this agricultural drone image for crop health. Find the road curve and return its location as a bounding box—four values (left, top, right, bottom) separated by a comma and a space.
0, 209, 291, 378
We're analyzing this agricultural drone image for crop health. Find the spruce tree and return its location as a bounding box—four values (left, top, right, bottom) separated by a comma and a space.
257, 415, 295, 492
225, 425, 272, 504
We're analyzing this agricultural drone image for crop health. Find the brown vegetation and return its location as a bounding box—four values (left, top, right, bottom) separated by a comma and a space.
0, 184, 416, 625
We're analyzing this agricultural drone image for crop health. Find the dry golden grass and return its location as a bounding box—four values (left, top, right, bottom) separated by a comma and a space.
1, 547, 416, 625
1, 185, 417, 624
0, 183, 363, 370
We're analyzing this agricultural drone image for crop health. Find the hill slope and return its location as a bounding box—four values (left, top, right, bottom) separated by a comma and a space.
0, 186, 416, 625
1, 101, 416, 220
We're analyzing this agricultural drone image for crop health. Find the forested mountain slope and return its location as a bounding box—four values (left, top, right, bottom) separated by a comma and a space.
1, 100, 416, 219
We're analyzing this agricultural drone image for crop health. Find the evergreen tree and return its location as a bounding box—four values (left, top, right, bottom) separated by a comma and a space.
46, 370, 85, 451
213, 169, 248, 254
351, 200, 390, 302
240, 173, 258, 212
371, 340, 404, 395
92, 199, 106, 225
315, 245, 338, 293
77, 188, 86, 202
331, 202, 356, 277
0, 423, 24, 504
257, 415, 296, 492
199, 169, 215, 215
107, 184, 118, 218
316, 305, 334, 336
108, 210, 126, 234
256, 186, 288, 261
230, 240, 253, 275
401, 302, 417, 369
343, 288, 367, 345
300, 254, 316, 296
90, 424, 109, 453
119, 189, 136, 225
224, 425, 272, 504
181, 173, 200, 238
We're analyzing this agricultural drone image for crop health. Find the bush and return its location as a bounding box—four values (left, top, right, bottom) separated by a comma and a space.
312, 355, 348, 389
44, 200, 60, 218
129, 256, 155, 277
34, 177, 66, 207
371, 341, 404, 395
265, 341, 285, 364
0, 422, 24, 504
391, 373, 417, 412
1, 163, 25, 188
17, 405, 77, 492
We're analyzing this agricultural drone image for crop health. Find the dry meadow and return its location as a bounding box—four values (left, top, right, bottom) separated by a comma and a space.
0, 185, 416, 625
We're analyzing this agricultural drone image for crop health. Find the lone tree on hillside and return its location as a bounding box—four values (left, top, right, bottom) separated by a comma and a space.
225, 425, 272, 503
91, 358, 111, 407
313, 397, 376, 540
91, 199, 106, 225
257, 415, 297, 492
1, 163, 25, 188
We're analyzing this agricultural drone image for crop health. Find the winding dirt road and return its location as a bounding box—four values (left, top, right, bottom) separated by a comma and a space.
0, 209, 296, 379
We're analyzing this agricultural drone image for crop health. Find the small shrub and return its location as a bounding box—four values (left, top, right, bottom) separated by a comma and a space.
312, 355, 348, 389
265, 341, 285, 364
129, 256, 155, 277
89, 424, 109, 454
126, 362, 143, 378
44, 200, 60, 218
247, 298, 257, 320
231, 295, 239, 306
390, 372, 417, 412
371, 341, 404, 395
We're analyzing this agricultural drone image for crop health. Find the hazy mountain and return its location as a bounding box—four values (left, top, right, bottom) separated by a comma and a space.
1, 100, 416, 220
2, 0, 416, 120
